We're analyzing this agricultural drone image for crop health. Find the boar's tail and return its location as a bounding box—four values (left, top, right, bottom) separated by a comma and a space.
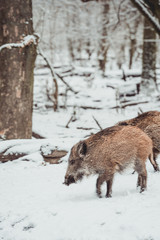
149, 151, 159, 172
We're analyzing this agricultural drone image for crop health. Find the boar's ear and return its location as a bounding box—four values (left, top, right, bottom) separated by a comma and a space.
77, 141, 87, 158
118, 121, 128, 126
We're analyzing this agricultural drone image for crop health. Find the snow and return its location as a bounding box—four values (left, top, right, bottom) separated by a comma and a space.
1, 61, 160, 240
1, 159, 160, 240
0, 35, 38, 52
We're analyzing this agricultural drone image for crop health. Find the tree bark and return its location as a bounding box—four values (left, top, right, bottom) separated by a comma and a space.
141, 18, 157, 94
130, 0, 160, 35
0, 0, 37, 139
97, 0, 109, 75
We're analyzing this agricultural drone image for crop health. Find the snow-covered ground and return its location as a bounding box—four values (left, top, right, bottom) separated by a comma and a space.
1, 158, 160, 240
1, 63, 160, 240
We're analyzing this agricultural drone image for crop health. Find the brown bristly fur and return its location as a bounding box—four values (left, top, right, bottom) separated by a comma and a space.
64, 125, 153, 198
117, 111, 160, 171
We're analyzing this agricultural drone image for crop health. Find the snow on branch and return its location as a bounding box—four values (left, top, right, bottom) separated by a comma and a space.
131, 0, 160, 35
0, 35, 39, 52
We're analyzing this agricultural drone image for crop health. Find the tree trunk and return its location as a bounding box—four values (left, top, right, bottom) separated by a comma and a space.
0, 0, 37, 139
141, 18, 157, 94
128, 17, 140, 69
130, 0, 160, 35
97, 0, 109, 75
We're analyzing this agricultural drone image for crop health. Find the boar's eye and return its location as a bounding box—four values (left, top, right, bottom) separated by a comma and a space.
70, 160, 75, 165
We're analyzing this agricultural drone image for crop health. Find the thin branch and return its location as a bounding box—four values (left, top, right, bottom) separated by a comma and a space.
111, 100, 148, 109
38, 47, 58, 111
65, 116, 74, 128
112, 0, 126, 29
138, 108, 143, 115
38, 47, 78, 95
0, 35, 38, 51
92, 116, 103, 130
32, 131, 45, 139
55, 72, 78, 94
77, 127, 94, 130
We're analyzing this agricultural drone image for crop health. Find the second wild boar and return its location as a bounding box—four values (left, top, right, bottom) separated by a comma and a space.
64, 125, 154, 198
117, 110, 160, 171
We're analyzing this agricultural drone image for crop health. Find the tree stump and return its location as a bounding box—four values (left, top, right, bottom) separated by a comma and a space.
40, 145, 68, 164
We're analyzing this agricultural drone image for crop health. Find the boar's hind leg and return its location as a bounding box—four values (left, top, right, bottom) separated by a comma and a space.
135, 161, 147, 193
96, 175, 105, 198
138, 173, 147, 193
137, 175, 142, 188
106, 175, 114, 198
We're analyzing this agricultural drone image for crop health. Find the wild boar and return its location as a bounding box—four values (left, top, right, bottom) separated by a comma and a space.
117, 111, 160, 171
64, 125, 154, 198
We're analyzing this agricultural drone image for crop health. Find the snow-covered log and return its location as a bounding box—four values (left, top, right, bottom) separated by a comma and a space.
0, 153, 26, 163
0, 140, 68, 164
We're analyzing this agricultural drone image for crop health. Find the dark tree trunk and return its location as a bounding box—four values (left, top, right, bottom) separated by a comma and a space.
130, 0, 160, 35
0, 0, 37, 139
141, 18, 157, 93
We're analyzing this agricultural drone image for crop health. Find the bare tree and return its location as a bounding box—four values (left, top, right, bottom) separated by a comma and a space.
130, 0, 159, 94
0, 0, 38, 139
97, 0, 110, 74
141, 18, 157, 94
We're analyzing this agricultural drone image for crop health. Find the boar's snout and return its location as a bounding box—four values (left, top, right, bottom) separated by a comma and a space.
64, 175, 76, 186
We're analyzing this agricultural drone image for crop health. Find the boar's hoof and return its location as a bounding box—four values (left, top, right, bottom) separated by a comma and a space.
96, 191, 102, 198
140, 187, 146, 193
106, 193, 112, 198
98, 194, 102, 198
64, 175, 75, 186
154, 165, 160, 172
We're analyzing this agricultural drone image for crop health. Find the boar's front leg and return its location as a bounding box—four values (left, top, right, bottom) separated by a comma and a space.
106, 175, 114, 198
137, 175, 142, 188
96, 175, 105, 198
137, 173, 147, 192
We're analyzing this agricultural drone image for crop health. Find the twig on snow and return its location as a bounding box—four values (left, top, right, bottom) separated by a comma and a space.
92, 116, 103, 131
32, 131, 45, 139
138, 108, 143, 116
66, 116, 74, 128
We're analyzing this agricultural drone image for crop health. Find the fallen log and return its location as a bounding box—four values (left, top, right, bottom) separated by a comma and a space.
0, 153, 26, 163
111, 100, 149, 109
46, 105, 102, 110
0, 140, 68, 164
